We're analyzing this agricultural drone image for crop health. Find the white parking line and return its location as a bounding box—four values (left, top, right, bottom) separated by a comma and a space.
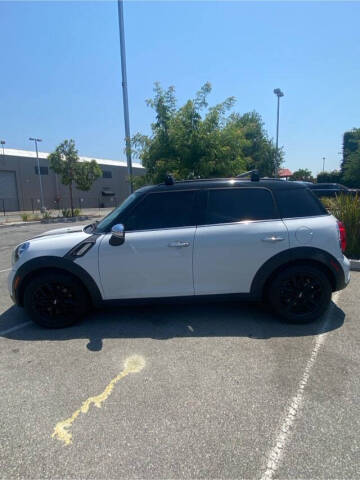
260, 291, 341, 480
0, 321, 32, 336
0, 268, 11, 273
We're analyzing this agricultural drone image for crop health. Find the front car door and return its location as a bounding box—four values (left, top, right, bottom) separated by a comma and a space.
98, 189, 196, 300
193, 187, 289, 295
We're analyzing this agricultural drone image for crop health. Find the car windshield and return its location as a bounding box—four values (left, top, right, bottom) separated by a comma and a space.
94, 192, 140, 233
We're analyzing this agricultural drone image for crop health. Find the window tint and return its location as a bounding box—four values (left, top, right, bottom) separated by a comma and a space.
125, 191, 195, 231
204, 188, 277, 225
274, 189, 328, 218
102, 170, 112, 179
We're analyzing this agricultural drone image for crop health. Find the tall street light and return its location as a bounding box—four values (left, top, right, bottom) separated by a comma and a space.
0, 140, 5, 156
273, 88, 284, 177
117, 0, 133, 194
29, 137, 45, 212
322, 157, 326, 172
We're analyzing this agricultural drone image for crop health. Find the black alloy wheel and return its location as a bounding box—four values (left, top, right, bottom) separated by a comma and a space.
268, 265, 332, 323
24, 272, 89, 328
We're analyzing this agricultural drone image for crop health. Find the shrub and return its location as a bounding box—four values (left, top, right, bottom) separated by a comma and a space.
20, 213, 29, 222
61, 208, 72, 218
322, 194, 360, 259
42, 210, 52, 219
62, 208, 81, 218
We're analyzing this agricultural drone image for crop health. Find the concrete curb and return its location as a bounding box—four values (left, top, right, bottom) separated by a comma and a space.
40, 215, 89, 224
350, 259, 360, 271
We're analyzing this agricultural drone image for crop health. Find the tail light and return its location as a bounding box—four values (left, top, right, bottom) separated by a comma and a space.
337, 220, 347, 253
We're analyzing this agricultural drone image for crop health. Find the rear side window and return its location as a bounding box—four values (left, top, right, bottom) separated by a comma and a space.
203, 188, 278, 225
125, 191, 196, 231
274, 189, 328, 218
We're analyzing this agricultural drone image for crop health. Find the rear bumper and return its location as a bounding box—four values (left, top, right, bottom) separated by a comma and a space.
337, 254, 351, 290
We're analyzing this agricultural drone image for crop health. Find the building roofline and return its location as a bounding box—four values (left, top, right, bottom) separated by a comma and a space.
2, 148, 144, 169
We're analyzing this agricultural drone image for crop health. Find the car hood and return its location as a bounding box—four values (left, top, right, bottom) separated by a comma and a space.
34, 225, 86, 238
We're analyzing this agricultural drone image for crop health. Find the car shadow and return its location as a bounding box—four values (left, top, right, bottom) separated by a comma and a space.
0, 300, 345, 352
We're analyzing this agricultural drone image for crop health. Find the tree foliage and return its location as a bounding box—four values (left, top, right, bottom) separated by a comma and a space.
132, 83, 282, 186
290, 168, 314, 182
342, 152, 360, 187
316, 170, 342, 184
48, 139, 102, 216
340, 128, 360, 187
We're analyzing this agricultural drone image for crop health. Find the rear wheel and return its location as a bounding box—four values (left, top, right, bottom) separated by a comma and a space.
23, 272, 89, 328
267, 265, 332, 323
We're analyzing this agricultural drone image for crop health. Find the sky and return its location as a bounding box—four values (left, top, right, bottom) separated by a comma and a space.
1, 0, 360, 175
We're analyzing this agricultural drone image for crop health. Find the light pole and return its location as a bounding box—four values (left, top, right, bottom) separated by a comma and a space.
29, 137, 45, 212
0, 140, 5, 156
273, 88, 284, 177
322, 157, 326, 172
117, 0, 133, 194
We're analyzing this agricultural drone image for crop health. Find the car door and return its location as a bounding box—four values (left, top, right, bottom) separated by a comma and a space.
193, 187, 289, 295
98, 190, 196, 300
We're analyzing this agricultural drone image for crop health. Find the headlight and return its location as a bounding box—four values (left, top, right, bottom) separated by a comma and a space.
12, 242, 30, 265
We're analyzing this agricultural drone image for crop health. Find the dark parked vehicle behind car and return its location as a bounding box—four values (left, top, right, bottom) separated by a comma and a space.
308, 183, 359, 198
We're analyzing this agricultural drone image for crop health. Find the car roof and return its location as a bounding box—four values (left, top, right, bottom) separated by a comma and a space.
309, 183, 344, 188
138, 178, 307, 194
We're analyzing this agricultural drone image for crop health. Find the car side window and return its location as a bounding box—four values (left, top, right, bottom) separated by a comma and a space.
124, 191, 196, 231
274, 189, 328, 218
203, 188, 277, 225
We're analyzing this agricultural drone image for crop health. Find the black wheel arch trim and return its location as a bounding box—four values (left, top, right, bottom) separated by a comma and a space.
13, 256, 103, 307
250, 247, 346, 298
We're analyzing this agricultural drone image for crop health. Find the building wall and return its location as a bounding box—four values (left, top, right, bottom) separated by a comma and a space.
0, 151, 144, 212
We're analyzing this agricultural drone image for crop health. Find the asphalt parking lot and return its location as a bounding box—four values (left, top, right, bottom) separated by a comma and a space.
1, 223, 359, 479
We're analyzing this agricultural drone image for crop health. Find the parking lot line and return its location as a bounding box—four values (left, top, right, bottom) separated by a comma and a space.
0, 321, 32, 336
0, 268, 11, 273
260, 291, 341, 480
52, 355, 146, 446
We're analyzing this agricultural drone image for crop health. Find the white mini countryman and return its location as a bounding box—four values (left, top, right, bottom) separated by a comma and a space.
9, 175, 350, 328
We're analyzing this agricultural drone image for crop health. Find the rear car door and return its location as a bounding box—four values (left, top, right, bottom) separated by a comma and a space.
98, 190, 196, 299
193, 187, 289, 295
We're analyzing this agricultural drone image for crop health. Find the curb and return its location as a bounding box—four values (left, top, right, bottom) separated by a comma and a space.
40, 215, 89, 224
350, 259, 360, 271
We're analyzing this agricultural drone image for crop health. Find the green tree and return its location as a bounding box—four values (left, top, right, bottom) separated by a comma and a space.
132, 83, 282, 186
342, 152, 360, 188
316, 170, 342, 184
341, 128, 360, 173
290, 168, 314, 182
48, 139, 102, 216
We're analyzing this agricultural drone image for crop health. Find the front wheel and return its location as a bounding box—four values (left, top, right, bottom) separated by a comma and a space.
23, 272, 89, 328
267, 265, 332, 323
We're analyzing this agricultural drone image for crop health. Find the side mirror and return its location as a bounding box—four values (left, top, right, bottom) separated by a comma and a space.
110, 223, 125, 246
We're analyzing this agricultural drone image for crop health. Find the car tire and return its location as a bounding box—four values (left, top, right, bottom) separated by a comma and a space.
23, 272, 89, 328
267, 264, 332, 324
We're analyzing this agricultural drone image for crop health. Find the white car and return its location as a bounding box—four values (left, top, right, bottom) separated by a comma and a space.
8, 176, 350, 328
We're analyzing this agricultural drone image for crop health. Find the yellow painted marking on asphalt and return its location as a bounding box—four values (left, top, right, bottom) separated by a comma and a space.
51, 355, 145, 446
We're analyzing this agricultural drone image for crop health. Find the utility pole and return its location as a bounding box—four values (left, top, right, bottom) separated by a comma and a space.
117, 0, 133, 194
322, 157, 326, 172
29, 137, 45, 212
273, 88, 284, 177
